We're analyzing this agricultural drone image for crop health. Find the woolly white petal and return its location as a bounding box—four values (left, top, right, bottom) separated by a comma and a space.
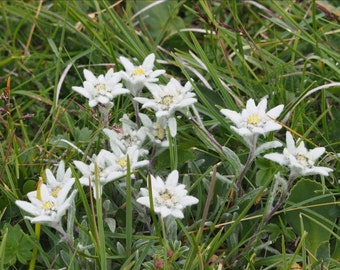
285, 132, 296, 155
255, 140, 283, 156
264, 153, 287, 166
83, 69, 97, 82
16, 201, 40, 216
74, 160, 91, 176
181, 195, 199, 206
142, 53, 155, 71
72, 86, 91, 99
309, 147, 325, 160
168, 117, 177, 137
169, 209, 184, 219
220, 109, 242, 125
246, 98, 257, 112
166, 170, 179, 187
136, 196, 150, 207
119, 56, 135, 71
259, 98, 269, 111
267, 104, 284, 119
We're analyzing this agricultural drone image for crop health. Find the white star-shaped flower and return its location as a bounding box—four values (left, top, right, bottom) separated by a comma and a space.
220, 97, 284, 144
103, 114, 147, 154
74, 147, 149, 199
72, 68, 129, 107
139, 113, 169, 148
28, 160, 75, 200
137, 170, 198, 219
264, 132, 333, 177
119, 53, 165, 95
74, 150, 120, 200
108, 145, 149, 179
16, 181, 77, 230
134, 78, 197, 136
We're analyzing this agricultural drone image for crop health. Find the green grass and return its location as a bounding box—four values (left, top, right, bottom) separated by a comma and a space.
1, 0, 340, 269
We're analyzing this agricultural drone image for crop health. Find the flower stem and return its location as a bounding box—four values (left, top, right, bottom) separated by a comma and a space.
167, 128, 177, 171
244, 174, 297, 251
190, 105, 224, 153
126, 155, 132, 256
160, 216, 169, 270
29, 224, 40, 270
235, 135, 257, 195
29, 177, 43, 270
264, 173, 296, 225
55, 223, 75, 253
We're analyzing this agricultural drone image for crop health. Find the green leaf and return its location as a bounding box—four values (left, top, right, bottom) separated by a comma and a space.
22, 180, 37, 195
255, 168, 273, 187
285, 179, 336, 258
315, 241, 330, 262
1, 224, 34, 266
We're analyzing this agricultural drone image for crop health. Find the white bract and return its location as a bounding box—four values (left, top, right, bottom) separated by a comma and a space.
220, 97, 284, 144
264, 132, 333, 177
139, 113, 169, 148
119, 53, 165, 95
137, 170, 198, 219
72, 68, 129, 107
134, 78, 197, 136
103, 114, 147, 154
16, 182, 77, 230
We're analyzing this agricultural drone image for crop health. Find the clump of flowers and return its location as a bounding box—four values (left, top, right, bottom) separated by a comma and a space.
14, 49, 336, 270
137, 170, 199, 219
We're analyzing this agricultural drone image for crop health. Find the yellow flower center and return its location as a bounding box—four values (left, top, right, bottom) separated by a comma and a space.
133, 67, 144, 76
51, 186, 62, 197
161, 193, 171, 201
158, 189, 177, 208
43, 200, 54, 211
297, 154, 314, 168
118, 156, 127, 167
153, 123, 165, 140
162, 95, 173, 106
156, 128, 165, 140
248, 113, 260, 125
297, 155, 307, 162
94, 83, 108, 96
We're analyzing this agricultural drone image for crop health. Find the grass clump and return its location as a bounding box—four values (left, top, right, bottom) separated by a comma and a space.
1, 1, 340, 269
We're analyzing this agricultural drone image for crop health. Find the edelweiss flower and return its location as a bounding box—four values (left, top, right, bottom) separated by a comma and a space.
74, 150, 120, 200
28, 160, 75, 200
110, 145, 149, 176
16, 181, 77, 229
137, 170, 198, 219
119, 53, 165, 95
139, 113, 169, 148
72, 68, 129, 107
220, 97, 284, 143
103, 114, 147, 154
74, 148, 149, 199
134, 78, 197, 136
264, 132, 333, 177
